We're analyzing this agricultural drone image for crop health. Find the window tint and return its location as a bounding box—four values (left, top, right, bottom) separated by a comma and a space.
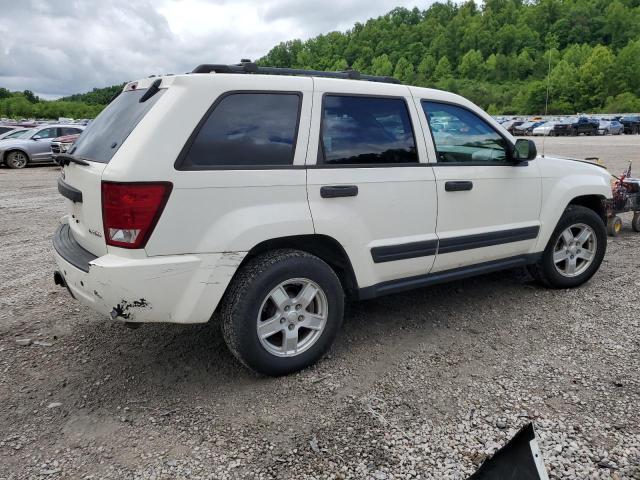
423, 102, 509, 163
181, 93, 300, 169
33, 127, 59, 139
70, 88, 165, 163
320, 95, 417, 165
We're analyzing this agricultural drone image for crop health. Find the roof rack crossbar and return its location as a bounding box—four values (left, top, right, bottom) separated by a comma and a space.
191, 61, 401, 84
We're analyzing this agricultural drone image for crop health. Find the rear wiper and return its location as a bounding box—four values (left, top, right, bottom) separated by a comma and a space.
57, 154, 89, 167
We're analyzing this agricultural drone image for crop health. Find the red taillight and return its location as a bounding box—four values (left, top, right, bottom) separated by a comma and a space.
101, 182, 172, 249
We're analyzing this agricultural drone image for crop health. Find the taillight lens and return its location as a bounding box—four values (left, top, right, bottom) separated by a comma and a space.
101, 182, 172, 249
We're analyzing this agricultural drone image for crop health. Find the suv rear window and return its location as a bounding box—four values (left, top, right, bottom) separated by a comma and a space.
320, 95, 417, 166
70, 88, 165, 163
178, 92, 301, 169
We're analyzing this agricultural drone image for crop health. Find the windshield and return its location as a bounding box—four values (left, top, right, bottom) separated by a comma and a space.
70, 88, 165, 163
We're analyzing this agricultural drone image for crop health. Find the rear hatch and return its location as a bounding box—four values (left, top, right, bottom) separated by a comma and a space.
59, 82, 166, 256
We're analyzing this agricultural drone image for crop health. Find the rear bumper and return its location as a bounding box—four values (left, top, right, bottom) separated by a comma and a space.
53, 222, 246, 324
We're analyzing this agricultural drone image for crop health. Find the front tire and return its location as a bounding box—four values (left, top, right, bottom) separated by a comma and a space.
529, 205, 606, 289
5, 151, 29, 169
220, 249, 344, 376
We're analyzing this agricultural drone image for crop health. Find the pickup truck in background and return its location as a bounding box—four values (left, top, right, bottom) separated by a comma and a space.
554, 117, 599, 136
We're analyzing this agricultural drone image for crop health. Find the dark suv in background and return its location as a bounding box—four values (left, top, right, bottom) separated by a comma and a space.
619, 115, 640, 134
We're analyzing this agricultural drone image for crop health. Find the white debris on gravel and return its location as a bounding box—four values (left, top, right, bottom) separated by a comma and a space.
1, 137, 639, 479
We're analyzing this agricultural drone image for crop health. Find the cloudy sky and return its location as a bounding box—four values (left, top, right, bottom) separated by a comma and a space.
0, 0, 430, 99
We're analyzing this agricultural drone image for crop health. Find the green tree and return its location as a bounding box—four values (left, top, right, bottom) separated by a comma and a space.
602, 92, 640, 113
458, 49, 484, 79
434, 56, 452, 81
393, 57, 415, 83
371, 54, 393, 76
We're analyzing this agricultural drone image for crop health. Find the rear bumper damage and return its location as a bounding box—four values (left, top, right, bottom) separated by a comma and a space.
53, 222, 246, 324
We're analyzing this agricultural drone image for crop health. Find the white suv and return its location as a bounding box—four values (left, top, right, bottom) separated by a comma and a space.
53, 62, 612, 375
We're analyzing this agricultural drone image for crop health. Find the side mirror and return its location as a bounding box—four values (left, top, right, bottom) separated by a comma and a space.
513, 138, 537, 162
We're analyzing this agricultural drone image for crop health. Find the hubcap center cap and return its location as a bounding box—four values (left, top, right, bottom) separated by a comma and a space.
285, 309, 298, 324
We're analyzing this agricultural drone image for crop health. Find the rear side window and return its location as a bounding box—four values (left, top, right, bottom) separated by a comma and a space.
70, 88, 165, 163
60, 127, 83, 136
179, 92, 301, 169
320, 95, 417, 166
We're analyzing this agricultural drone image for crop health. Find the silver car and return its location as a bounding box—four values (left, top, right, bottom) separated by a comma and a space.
0, 127, 29, 140
0, 124, 84, 169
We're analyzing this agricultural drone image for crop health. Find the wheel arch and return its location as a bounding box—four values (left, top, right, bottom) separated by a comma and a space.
3, 148, 31, 165
239, 234, 359, 297
568, 194, 608, 223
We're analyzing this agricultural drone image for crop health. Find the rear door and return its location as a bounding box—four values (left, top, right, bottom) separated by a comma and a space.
306, 78, 437, 290
59, 84, 166, 256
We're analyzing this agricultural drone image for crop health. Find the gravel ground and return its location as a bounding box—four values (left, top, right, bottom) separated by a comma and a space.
1, 135, 639, 479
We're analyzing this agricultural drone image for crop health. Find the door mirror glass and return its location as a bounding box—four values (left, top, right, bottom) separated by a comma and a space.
513, 138, 537, 161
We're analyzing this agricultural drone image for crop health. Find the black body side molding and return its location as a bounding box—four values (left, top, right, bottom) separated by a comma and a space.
371, 240, 438, 263
438, 226, 539, 254
58, 177, 83, 203
358, 253, 541, 300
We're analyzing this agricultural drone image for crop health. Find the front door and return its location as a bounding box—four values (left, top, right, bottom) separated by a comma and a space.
417, 99, 542, 273
306, 79, 438, 291
30, 126, 60, 162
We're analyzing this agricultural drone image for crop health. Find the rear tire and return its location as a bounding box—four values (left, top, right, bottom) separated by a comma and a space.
220, 249, 344, 376
528, 205, 606, 289
5, 151, 28, 169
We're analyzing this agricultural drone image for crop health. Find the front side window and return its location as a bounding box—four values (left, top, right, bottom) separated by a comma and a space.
33, 127, 58, 140
180, 92, 301, 169
423, 102, 509, 163
320, 95, 417, 165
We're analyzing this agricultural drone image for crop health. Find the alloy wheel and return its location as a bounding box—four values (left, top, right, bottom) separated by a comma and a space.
256, 278, 328, 357
553, 223, 597, 277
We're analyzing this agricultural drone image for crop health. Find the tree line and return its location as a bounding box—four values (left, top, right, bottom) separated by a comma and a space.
259, 0, 640, 114
2, 0, 640, 119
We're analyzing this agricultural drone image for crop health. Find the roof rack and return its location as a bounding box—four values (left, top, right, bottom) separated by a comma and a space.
191, 60, 401, 85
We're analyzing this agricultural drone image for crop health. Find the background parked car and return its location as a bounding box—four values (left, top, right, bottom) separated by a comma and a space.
0, 125, 84, 168
532, 121, 558, 136
620, 115, 640, 134
554, 117, 599, 136
598, 119, 624, 135
51, 133, 82, 164
0, 127, 29, 140
501, 120, 525, 134
513, 121, 545, 136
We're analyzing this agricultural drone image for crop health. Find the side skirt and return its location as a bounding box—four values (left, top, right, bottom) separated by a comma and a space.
357, 253, 541, 300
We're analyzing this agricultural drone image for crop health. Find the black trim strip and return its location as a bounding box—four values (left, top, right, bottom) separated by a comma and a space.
369, 226, 539, 263
58, 177, 83, 203
53, 224, 98, 273
438, 226, 539, 254
371, 239, 438, 263
358, 253, 541, 300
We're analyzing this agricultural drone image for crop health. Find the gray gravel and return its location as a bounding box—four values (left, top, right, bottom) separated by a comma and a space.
1, 135, 639, 479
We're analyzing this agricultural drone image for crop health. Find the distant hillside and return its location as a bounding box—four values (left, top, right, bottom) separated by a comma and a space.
60, 84, 125, 105
259, 0, 640, 114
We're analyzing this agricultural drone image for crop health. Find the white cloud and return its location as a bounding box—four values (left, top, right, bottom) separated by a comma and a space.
0, 0, 427, 98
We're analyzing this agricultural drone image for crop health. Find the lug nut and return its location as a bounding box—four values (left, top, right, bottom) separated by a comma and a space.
284, 306, 290, 312
280, 318, 285, 324
288, 324, 295, 330
298, 315, 304, 321
296, 304, 301, 310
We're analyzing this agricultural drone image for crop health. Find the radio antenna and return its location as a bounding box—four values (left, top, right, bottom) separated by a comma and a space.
542, 35, 557, 157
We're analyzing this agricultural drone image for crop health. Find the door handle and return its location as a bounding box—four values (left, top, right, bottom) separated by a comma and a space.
445, 181, 473, 192
320, 185, 359, 198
